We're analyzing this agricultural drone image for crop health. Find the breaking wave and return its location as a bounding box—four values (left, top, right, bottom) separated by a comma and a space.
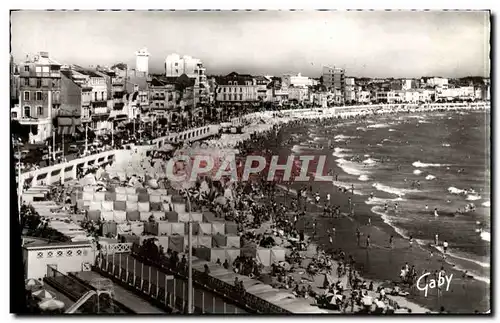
372, 183, 419, 197
413, 169, 422, 175
412, 161, 447, 168
358, 175, 370, 181
362, 158, 377, 165
425, 174, 436, 180
332, 147, 352, 158
466, 194, 482, 201
448, 187, 467, 195
336, 158, 369, 176
368, 123, 390, 129
482, 201, 490, 207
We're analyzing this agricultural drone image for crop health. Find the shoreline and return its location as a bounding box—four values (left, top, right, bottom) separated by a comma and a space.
213, 104, 490, 313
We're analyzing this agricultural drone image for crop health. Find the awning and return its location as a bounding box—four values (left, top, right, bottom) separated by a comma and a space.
57, 125, 75, 135
57, 116, 81, 126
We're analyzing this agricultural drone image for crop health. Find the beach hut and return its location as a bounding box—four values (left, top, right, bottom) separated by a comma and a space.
89, 201, 101, 211
150, 202, 163, 212
212, 234, 227, 248
115, 187, 127, 195
210, 248, 227, 263
102, 201, 114, 212
171, 223, 185, 235
138, 202, 150, 212
87, 210, 101, 222
102, 222, 117, 236
225, 249, 240, 265
94, 191, 105, 201
149, 194, 162, 203
256, 249, 272, 267
127, 194, 139, 203
152, 211, 164, 221
104, 191, 116, 201
197, 235, 212, 248
169, 235, 185, 253
193, 247, 211, 261
126, 201, 138, 212
225, 222, 238, 235
198, 223, 212, 235
101, 211, 114, 222
126, 210, 140, 221
139, 212, 152, 222
113, 210, 126, 223
226, 236, 241, 248
116, 193, 127, 201
166, 211, 179, 222
157, 222, 172, 236
212, 223, 225, 235
157, 236, 169, 251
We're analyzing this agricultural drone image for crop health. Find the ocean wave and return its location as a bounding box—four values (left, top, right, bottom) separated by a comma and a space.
356, 127, 367, 131
412, 161, 447, 168
448, 186, 467, 195
481, 231, 491, 242
332, 147, 352, 158
376, 143, 383, 146
372, 183, 419, 197
388, 129, 396, 132
364, 154, 370, 157
358, 175, 370, 181
413, 169, 422, 175
418, 120, 430, 124
482, 201, 490, 207
371, 206, 409, 239
332, 180, 365, 195
365, 196, 405, 206
442, 143, 451, 147
362, 158, 377, 165
334, 134, 356, 141
336, 158, 369, 176
466, 194, 482, 201
291, 145, 303, 153
425, 174, 436, 180
368, 123, 390, 129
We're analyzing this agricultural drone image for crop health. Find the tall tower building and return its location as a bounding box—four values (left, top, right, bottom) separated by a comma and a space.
135, 48, 150, 74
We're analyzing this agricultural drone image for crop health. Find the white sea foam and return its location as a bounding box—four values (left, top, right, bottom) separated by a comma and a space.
372, 183, 419, 197
466, 194, 482, 201
356, 127, 367, 131
482, 201, 490, 207
425, 174, 436, 180
481, 231, 491, 242
376, 143, 383, 146
332, 147, 352, 158
412, 161, 447, 168
442, 143, 451, 147
332, 181, 365, 196
388, 129, 396, 132
371, 206, 409, 239
368, 123, 390, 129
418, 120, 430, 124
291, 145, 303, 154
448, 186, 467, 195
336, 158, 369, 176
334, 134, 356, 141
365, 196, 405, 206
413, 169, 422, 175
364, 154, 370, 157
362, 158, 377, 165
358, 175, 370, 181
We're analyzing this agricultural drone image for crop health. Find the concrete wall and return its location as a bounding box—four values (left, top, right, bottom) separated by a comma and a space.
20, 150, 117, 188
152, 124, 220, 147
25, 244, 95, 279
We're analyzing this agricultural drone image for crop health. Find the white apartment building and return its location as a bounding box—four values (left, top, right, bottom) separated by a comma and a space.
135, 48, 150, 74
282, 73, 313, 88
424, 77, 449, 89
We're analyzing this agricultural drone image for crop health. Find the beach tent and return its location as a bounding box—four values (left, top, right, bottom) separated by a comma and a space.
82, 200, 91, 207
226, 236, 241, 248
256, 249, 272, 267
150, 202, 162, 212
212, 234, 227, 248
160, 195, 172, 203
101, 211, 114, 222
126, 187, 137, 195
94, 191, 105, 201
202, 211, 216, 223
225, 222, 238, 235
127, 194, 139, 202
87, 210, 101, 222
126, 201, 138, 211
212, 223, 225, 235
138, 202, 150, 212
166, 212, 179, 222
104, 191, 116, 201
144, 222, 159, 235
241, 246, 257, 258
120, 234, 140, 245
113, 210, 126, 223
162, 203, 172, 212
130, 222, 144, 236
138, 193, 149, 203
139, 212, 152, 222
116, 193, 127, 201
157, 236, 169, 250
152, 211, 164, 221
83, 186, 95, 193
113, 201, 127, 211
157, 222, 172, 236
82, 191, 94, 201
194, 247, 211, 261
115, 187, 127, 195
169, 235, 185, 253
178, 212, 190, 223
149, 194, 161, 203
89, 201, 101, 211
270, 247, 286, 264
197, 236, 212, 248
192, 223, 201, 235
126, 210, 140, 221
211, 248, 227, 263
136, 187, 148, 195
190, 212, 203, 223
117, 223, 131, 235
102, 222, 117, 236
82, 173, 97, 186
171, 195, 184, 204
101, 201, 113, 212
171, 223, 185, 235
173, 203, 186, 213
225, 249, 240, 265
147, 188, 161, 196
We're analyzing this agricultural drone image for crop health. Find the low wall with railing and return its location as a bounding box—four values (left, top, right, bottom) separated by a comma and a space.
20, 150, 117, 188
152, 125, 221, 148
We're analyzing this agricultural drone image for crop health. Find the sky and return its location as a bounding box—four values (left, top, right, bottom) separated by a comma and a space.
10, 10, 491, 78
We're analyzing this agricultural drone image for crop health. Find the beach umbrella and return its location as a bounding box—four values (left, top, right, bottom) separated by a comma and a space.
25, 278, 42, 291
38, 298, 65, 311
32, 289, 55, 300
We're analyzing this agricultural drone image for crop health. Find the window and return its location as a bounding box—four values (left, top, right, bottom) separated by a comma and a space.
42, 66, 49, 73
223, 88, 226, 93
37, 106, 43, 116
223, 94, 227, 101
94, 92, 97, 101
23, 91, 30, 101
11, 112, 17, 119
239, 94, 243, 101
23, 78, 29, 86
101, 92, 104, 100
36, 92, 42, 101
240, 87, 242, 92
175, 62, 178, 66
24, 66, 29, 72
175, 69, 179, 74
35, 66, 42, 73
23, 106, 31, 118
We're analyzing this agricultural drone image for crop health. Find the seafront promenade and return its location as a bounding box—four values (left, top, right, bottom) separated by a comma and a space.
18, 102, 489, 314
